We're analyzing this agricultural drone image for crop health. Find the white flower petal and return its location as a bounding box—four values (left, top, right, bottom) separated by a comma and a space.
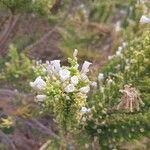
64, 84, 75, 93
79, 86, 90, 94
50, 60, 61, 72
81, 61, 92, 73
140, 15, 150, 24
59, 69, 70, 81
80, 73, 88, 81
71, 76, 79, 85
47, 64, 54, 75
80, 107, 91, 115
30, 76, 46, 91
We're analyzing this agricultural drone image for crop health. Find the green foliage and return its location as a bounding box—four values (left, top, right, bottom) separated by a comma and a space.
0, 144, 8, 150
85, 28, 150, 149
0, 0, 56, 15
0, 45, 34, 89
59, 0, 148, 61
60, 9, 105, 60
89, 0, 143, 25
32, 0, 56, 16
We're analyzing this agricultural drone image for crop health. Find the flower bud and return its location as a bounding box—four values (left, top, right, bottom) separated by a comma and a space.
73, 49, 78, 58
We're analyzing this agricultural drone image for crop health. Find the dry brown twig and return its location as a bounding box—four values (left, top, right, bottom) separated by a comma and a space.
0, 130, 17, 150
0, 13, 20, 55
116, 85, 144, 112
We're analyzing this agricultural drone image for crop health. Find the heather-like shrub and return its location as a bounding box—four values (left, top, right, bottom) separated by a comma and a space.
30, 50, 93, 131
0, 45, 34, 90
85, 28, 150, 149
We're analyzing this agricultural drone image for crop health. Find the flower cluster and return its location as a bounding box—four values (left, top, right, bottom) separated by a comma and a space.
30, 49, 92, 130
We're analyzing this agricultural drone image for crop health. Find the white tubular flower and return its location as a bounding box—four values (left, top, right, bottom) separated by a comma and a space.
64, 84, 75, 93
80, 73, 88, 81
71, 76, 79, 85
73, 49, 78, 58
80, 107, 91, 115
79, 86, 90, 94
81, 61, 92, 74
30, 76, 46, 91
47, 63, 53, 72
140, 15, 150, 24
35, 95, 46, 102
91, 82, 97, 88
50, 60, 61, 72
59, 69, 70, 81
98, 73, 104, 81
